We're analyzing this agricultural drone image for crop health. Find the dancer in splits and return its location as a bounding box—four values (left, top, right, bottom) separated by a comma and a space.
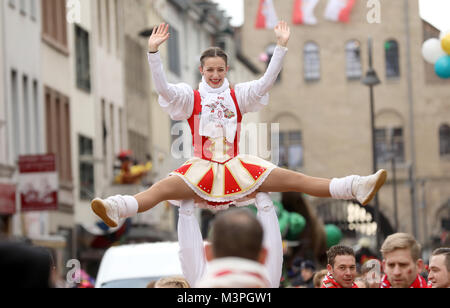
91, 21, 386, 241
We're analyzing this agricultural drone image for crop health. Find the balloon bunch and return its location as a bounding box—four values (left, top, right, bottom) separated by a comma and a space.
422, 29, 450, 79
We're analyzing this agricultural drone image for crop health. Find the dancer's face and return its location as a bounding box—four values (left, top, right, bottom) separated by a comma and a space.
199, 57, 229, 89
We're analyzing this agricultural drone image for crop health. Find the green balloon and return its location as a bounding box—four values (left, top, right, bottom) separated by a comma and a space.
278, 209, 290, 236
286, 212, 306, 241
325, 224, 343, 248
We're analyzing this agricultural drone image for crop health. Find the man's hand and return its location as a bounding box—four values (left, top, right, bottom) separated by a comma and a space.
148, 23, 170, 53
274, 21, 290, 48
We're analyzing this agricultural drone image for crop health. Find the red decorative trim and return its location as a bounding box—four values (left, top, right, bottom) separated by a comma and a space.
240, 160, 267, 181
197, 167, 214, 194
174, 164, 193, 176
224, 166, 241, 195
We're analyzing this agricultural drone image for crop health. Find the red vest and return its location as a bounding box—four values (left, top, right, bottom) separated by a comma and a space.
187, 89, 243, 164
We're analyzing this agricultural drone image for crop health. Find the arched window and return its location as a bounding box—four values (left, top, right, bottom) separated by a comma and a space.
346, 40, 362, 80
375, 127, 405, 164
385, 40, 400, 79
304, 42, 320, 81
439, 124, 450, 157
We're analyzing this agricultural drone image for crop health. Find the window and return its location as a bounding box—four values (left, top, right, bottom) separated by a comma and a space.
346, 40, 362, 80
79, 135, 94, 200
33, 80, 40, 152
375, 127, 405, 164
11, 70, 20, 157
45, 87, 72, 183
279, 131, 303, 169
41, 0, 68, 51
22, 75, 30, 153
20, 0, 26, 14
30, 0, 36, 20
385, 40, 400, 79
168, 26, 181, 76
75, 25, 91, 92
439, 124, 450, 157
304, 42, 320, 81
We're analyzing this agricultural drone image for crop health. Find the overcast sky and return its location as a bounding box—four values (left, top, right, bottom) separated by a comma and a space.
212, 0, 450, 32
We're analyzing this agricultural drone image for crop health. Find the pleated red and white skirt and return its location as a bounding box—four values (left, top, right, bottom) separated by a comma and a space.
170, 154, 277, 211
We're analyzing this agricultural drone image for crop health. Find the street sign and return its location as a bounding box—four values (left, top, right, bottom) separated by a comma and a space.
0, 183, 16, 214
18, 154, 58, 212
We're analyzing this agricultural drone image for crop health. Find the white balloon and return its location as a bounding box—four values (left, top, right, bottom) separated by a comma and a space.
422, 38, 446, 64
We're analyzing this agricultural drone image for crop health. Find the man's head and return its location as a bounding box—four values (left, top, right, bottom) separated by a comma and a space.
205, 208, 267, 264
428, 248, 450, 288
380, 233, 423, 288
326, 245, 357, 288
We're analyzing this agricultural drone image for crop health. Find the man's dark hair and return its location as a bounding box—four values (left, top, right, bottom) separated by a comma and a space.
327, 245, 355, 267
210, 208, 263, 261
432, 248, 450, 272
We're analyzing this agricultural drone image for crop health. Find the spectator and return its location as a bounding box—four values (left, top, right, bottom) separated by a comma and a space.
313, 269, 328, 288
155, 276, 190, 288
380, 233, 427, 288
322, 245, 358, 288
0, 241, 53, 288
428, 248, 450, 288
297, 260, 315, 288
196, 208, 271, 288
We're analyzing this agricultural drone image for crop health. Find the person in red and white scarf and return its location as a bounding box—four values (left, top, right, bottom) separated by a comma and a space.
380, 233, 429, 288
321, 245, 358, 288
195, 208, 272, 288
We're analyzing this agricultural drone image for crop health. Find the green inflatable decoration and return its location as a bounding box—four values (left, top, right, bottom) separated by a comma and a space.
325, 224, 343, 248
286, 212, 306, 241
247, 201, 306, 239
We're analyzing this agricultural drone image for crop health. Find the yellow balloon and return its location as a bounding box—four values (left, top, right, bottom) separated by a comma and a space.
442, 34, 450, 55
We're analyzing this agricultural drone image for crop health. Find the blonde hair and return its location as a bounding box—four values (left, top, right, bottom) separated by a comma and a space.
313, 269, 328, 288
154, 276, 190, 288
380, 233, 421, 261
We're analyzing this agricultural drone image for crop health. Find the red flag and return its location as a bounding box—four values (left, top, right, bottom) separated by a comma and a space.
293, 0, 320, 25
324, 0, 356, 23
255, 0, 278, 29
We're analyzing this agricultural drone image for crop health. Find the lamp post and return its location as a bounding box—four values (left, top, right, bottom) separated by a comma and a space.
389, 128, 399, 232
362, 37, 382, 249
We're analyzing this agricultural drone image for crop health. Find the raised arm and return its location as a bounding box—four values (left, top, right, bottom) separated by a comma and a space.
147, 23, 193, 121
235, 21, 290, 114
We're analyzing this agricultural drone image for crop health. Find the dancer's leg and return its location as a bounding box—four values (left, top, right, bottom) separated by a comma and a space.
91, 175, 199, 227
258, 168, 331, 197
134, 175, 198, 212
257, 168, 387, 205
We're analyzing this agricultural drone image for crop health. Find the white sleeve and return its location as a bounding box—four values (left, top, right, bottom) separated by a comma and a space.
255, 193, 283, 289
235, 46, 288, 114
147, 52, 194, 121
177, 201, 207, 288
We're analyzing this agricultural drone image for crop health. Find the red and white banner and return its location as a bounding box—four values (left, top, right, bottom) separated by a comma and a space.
255, 0, 278, 29
0, 184, 16, 214
293, 0, 320, 25
324, 0, 356, 23
18, 154, 58, 212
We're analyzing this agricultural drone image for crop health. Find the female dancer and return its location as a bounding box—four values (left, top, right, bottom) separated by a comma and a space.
91, 21, 386, 232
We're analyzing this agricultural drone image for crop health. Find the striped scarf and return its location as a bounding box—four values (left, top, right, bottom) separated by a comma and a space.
321, 272, 358, 288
